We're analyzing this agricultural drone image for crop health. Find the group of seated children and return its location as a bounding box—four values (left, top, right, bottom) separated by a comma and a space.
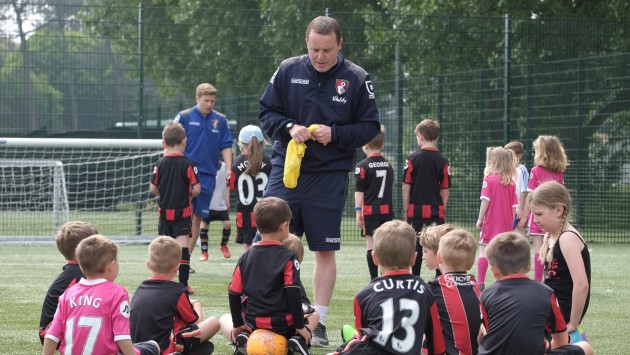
40, 194, 594, 355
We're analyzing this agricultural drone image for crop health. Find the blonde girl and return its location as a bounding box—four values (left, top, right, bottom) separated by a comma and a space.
527, 181, 590, 337
230, 125, 271, 251
475, 147, 518, 289
517, 135, 568, 281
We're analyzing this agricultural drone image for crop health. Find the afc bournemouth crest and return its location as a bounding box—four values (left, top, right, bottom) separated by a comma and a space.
211, 119, 219, 129
335, 79, 349, 95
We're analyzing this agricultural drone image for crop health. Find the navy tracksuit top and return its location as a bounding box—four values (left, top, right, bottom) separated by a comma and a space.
259, 53, 381, 173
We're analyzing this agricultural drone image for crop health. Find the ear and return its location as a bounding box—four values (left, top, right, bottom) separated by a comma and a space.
408, 251, 417, 267
338, 38, 343, 50
161, 140, 168, 149
489, 264, 502, 280
436, 251, 443, 264
371, 250, 380, 266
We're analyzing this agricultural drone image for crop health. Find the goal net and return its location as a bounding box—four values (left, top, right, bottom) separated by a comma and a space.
0, 138, 162, 242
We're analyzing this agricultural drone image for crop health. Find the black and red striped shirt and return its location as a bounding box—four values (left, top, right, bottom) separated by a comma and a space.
39, 261, 83, 343
403, 147, 450, 223
355, 154, 394, 217
228, 240, 304, 338
151, 153, 199, 221
429, 273, 488, 355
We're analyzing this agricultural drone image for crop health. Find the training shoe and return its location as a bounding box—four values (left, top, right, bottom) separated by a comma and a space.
341, 324, 359, 342
220, 245, 232, 258
288, 335, 310, 355
311, 323, 329, 347
233, 331, 249, 355
199, 252, 208, 261
185, 285, 195, 295
189, 268, 195, 274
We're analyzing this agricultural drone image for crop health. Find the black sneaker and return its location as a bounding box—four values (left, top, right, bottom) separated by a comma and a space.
233, 331, 249, 355
288, 335, 310, 355
311, 323, 329, 347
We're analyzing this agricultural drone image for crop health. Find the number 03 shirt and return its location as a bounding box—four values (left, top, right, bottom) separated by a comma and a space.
230, 153, 272, 232
353, 270, 446, 355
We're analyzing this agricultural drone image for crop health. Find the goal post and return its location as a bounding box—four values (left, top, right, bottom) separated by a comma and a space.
0, 138, 162, 242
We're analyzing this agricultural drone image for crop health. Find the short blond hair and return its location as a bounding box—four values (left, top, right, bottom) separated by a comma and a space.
195, 83, 218, 97
282, 234, 304, 263
419, 223, 455, 253
76, 234, 118, 276
438, 229, 477, 271
148, 236, 182, 274
373, 220, 416, 269
55, 221, 98, 260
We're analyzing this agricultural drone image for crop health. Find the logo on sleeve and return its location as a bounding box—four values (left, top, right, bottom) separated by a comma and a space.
482, 181, 488, 188
174, 114, 181, 122
355, 167, 360, 175
294, 259, 300, 271
335, 79, 349, 95
119, 300, 130, 318
365, 81, 375, 99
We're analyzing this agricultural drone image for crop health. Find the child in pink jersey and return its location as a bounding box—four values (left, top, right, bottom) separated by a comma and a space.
476, 147, 518, 290
517, 135, 568, 281
43, 235, 159, 355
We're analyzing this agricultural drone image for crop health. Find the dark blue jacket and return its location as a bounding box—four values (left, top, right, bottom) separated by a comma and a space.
259, 53, 380, 173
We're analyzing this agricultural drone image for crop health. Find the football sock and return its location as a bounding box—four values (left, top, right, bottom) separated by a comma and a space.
534, 253, 543, 281
200, 229, 209, 253
315, 305, 328, 326
221, 227, 231, 246
477, 256, 488, 284
411, 238, 422, 276
179, 247, 190, 287
366, 249, 378, 280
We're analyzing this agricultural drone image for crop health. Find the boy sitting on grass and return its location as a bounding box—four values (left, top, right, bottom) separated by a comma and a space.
478, 232, 593, 355
419, 223, 455, 279
39, 221, 98, 344
428, 229, 488, 355
228, 197, 311, 354
130, 236, 219, 354
43, 235, 159, 355
331, 220, 446, 355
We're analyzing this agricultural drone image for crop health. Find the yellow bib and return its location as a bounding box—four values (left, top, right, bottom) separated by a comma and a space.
283, 124, 320, 188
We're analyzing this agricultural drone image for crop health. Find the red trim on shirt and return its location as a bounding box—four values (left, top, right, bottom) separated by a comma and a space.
382, 269, 411, 277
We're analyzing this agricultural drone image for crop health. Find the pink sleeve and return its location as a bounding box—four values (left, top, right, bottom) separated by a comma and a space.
111, 286, 132, 341
480, 175, 492, 200
527, 167, 538, 191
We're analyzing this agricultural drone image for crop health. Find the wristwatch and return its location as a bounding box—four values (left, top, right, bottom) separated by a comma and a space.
285, 121, 295, 135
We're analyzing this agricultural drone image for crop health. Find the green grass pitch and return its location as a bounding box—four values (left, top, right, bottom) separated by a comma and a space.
2, 241, 628, 354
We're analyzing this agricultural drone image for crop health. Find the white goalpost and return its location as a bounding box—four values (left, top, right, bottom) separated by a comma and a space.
0, 138, 162, 242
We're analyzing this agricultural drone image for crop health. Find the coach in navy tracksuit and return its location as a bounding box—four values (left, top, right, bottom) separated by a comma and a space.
259, 16, 380, 346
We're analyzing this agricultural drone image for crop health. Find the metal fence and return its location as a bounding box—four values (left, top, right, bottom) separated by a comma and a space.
1, 3, 628, 241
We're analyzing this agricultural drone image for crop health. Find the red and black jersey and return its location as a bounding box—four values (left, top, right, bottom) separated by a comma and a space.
403, 148, 450, 224
39, 261, 83, 343
428, 273, 488, 355
353, 270, 446, 355
479, 275, 567, 355
230, 154, 272, 232
355, 154, 394, 218
228, 241, 304, 338
130, 277, 199, 353
151, 153, 199, 221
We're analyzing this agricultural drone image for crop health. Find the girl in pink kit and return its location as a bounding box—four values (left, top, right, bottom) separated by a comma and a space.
475, 147, 518, 290
517, 135, 568, 281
